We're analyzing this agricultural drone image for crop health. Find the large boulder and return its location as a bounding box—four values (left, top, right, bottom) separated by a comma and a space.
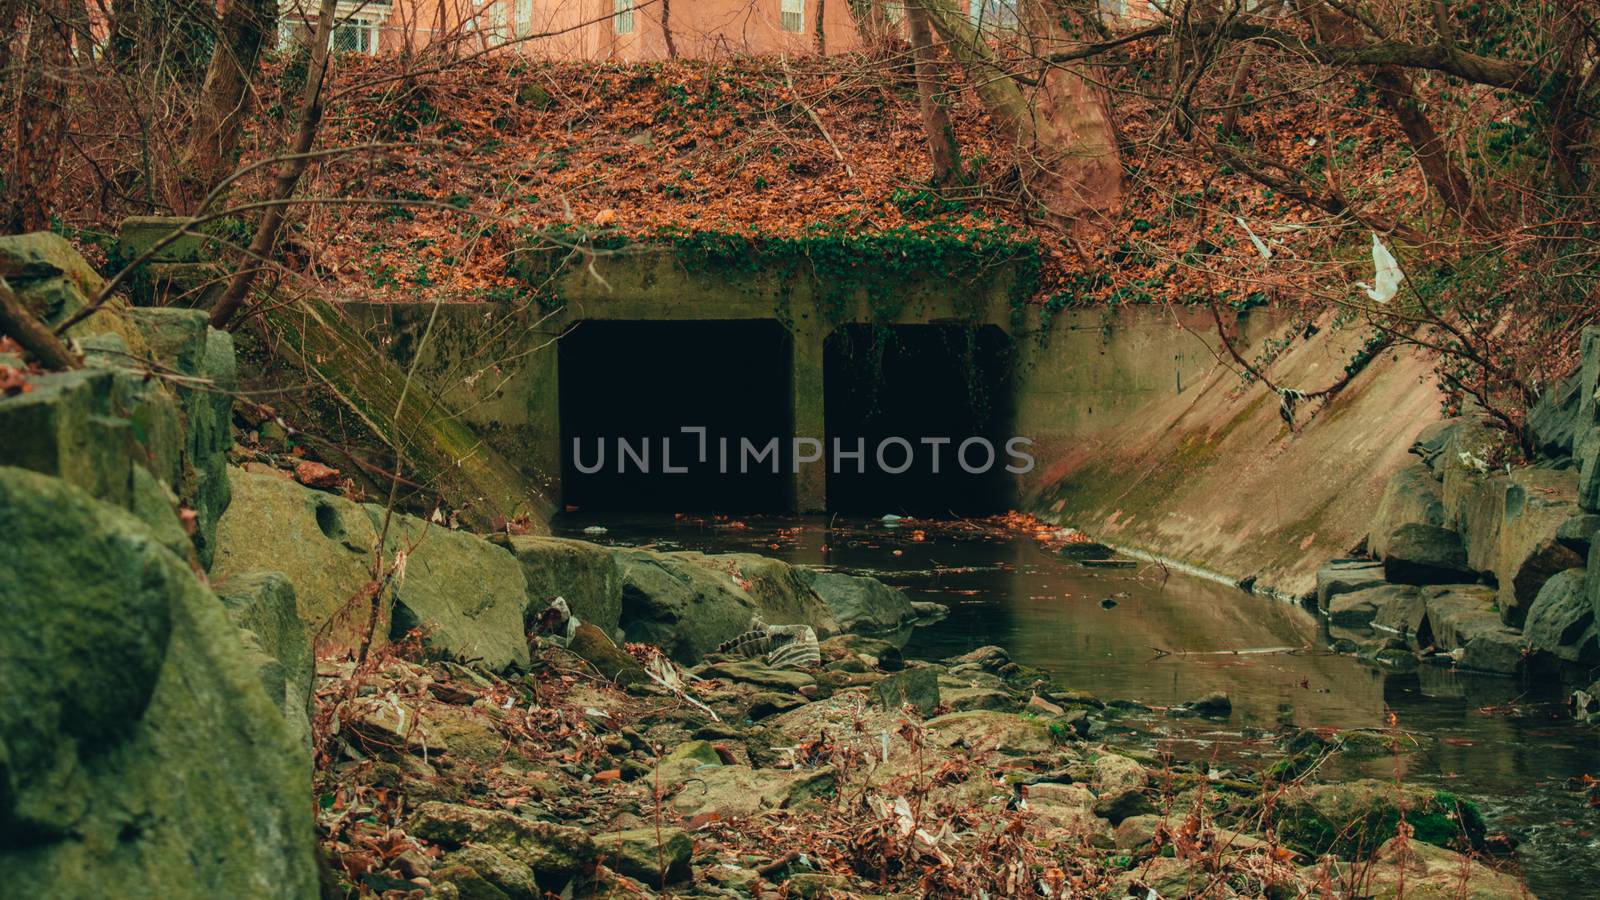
1358, 837, 1532, 899
215, 571, 314, 757
1382, 524, 1472, 585
1527, 369, 1586, 460
1367, 462, 1447, 559
1315, 559, 1387, 613
1494, 467, 1583, 626
797, 567, 915, 633
1275, 780, 1484, 858
1419, 585, 1528, 674
613, 549, 835, 663
1326, 584, 1417, 628
1524, 569, 1597, 665
0, 466, 318, 896
213, 468, 377, 645
1579, 426, 1600, 513
215, 469, 530, 671
408, 801, 594, 886
0, 239, 238, 568
374, 507, 530, 672
504, 535, 622, 635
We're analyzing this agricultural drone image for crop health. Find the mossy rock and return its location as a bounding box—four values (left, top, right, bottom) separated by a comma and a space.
1276, 779, 1485, 858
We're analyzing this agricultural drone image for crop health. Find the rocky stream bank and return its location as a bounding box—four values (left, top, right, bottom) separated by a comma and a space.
0, 233, 1551, 897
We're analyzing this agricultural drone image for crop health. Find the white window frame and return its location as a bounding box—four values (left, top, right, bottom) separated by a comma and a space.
487, 0, 508, 45
971, 0, 1017, 30
330, 16, 379, 54
614, 0, 635, 34
515, 0, 533, 37
780, 0, 804, 33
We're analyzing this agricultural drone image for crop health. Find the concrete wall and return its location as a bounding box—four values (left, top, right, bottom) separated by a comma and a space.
344, 246, 1026, 512
346, 249, 1437, 597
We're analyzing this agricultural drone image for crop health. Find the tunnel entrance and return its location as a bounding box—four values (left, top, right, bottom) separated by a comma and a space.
559, 320, 793, 512
825, 324, 1015, 516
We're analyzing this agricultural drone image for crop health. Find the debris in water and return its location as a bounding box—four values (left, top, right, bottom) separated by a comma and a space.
582, 525, 607, 535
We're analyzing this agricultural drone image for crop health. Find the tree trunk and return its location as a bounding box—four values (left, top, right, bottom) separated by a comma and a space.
907, 4, 959, 184
5, 0, 75, 234
662, 0, 678, 58
906, 0, 1035, 146
180, 0, 277, 211
208, 0, 338, 330
813, 0, 826, 55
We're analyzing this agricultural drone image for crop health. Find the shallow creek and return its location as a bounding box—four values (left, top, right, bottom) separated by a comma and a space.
554, 514, 1600, 896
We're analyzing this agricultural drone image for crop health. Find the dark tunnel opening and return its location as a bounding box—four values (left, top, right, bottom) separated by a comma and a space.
559, 320, 793, 512
825, 324, 1016, 516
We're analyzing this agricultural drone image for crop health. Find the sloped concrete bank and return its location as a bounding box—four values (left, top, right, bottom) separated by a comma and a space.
1021, 306, 1442, 599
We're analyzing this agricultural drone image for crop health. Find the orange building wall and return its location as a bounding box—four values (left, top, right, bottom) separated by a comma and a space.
363, 0, 864, 59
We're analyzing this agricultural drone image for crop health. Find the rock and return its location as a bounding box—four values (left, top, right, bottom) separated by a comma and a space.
1113, 814, 1165, 851
1170, 691, 1232, 718
1024, 782, 1110, 841
1409, 419, 1461, 471
1090, 752, 1152, 824
1523, 568, 1597, 664
1368, 462, 1448, 559
409, 801, 595, 883
593, 827, 692, 887
614, 549, 835, 663
784, 873, 851, 897
1555, 513, 1600, 555
937, 672, 1020, 712
1326, 588, 1379, 626
946, 645, 1010, 671
568, 622, 647, 687
1495, 468, 1582, 626
373, 507, 531, 672
699, 659, 817, 693
1275, 780, 1484, 858
1025, 694, 1064, 717
0, 466, 319, 896
747, 691, 808, 720
796, 567, 914, 633
1093, 752, 1149, 796
504, 535, 621, 635
657, 762, 835, 817
1092, 787, 1154, 825
871, 666, 941, 716
1527, 369, 1586, 460
215, 469, 530, 670
440, 844, 539, 899
215, 571, 313, 756
1383, 524, 1473, 585
1371, 585, 1428, 643
1059, 541, 1116, 560
819, 633, 903, 670
1315, 558, 1388, 613
924, 710, 1057, 756
213, 468, 377, 644
1360, 836, 1531, 899
909, 600, 948, 622
1580, 427, 1600, 512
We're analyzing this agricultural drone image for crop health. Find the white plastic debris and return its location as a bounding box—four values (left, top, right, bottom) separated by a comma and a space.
1356, 232, 1404, 304
1234, 216, 1273, 260
582, 525, 607, 535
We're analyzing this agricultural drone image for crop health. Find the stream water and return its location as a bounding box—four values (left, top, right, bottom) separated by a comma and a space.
553, 513, 1600, 896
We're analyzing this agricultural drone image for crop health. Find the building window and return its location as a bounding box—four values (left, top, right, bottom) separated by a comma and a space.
614, 0, 635, 34
780, 0, 804, 32
516, 0, 533, 36
331, 17, 378, 53
971, 0, 1017, 30
488, 0, 508, 44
